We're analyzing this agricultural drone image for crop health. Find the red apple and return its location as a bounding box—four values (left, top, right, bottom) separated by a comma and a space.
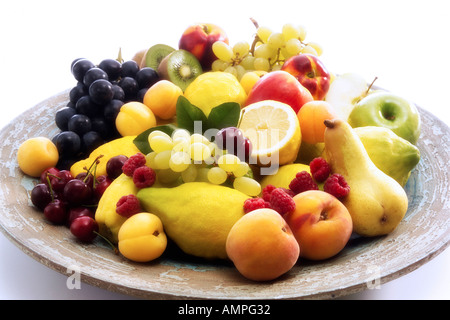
284, 190, 353, 260
178, 23, 229, 71
281, 54, 331, 100
245, 70, 313, 114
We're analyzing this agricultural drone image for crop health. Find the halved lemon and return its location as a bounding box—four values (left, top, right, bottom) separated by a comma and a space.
238, 100, 301, 168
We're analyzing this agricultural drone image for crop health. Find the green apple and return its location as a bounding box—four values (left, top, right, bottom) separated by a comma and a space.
348, 91, 421, 144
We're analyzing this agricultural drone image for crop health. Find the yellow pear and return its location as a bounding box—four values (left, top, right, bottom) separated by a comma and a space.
323, 119, 408, 237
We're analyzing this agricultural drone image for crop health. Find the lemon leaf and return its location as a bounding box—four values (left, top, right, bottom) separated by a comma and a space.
133, 124, 177, 154
176, 96, 207, 134
206, 102, 241, 131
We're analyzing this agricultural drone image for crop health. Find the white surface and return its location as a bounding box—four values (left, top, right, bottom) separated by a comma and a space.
0, 0, 449, 300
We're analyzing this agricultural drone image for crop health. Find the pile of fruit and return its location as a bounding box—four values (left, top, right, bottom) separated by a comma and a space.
17, 20, 422, 282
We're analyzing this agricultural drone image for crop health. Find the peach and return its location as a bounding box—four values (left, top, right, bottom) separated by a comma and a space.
284, 190, 352, 260
17, 137, 59, 177
226, 208, 300, 281
244, 70, 313, 114
297, 100, 338, 144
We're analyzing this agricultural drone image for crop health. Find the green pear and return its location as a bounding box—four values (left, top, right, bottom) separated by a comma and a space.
354, 126, 420, 187
323, 119, 408, 237
137, 182, 249, 260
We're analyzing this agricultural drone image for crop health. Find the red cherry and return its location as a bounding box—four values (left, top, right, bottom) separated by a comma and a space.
70, 216, 99, 242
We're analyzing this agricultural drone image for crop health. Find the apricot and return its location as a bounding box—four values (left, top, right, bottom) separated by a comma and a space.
115, 101, 157, 136
17, 137, 59, 177
118, 212, 167, 262
226, 208, 300, 281
297, 100, 337, 144
143, 80, 183, 120
284, 190, 353, 260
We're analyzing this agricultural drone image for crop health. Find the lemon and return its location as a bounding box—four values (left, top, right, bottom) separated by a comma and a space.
183, 71, 247, 117
238, 100, 301, 167
260, 163, 311, 190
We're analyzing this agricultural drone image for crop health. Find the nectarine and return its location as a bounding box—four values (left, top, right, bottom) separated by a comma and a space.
284, 190, 352, 260
226, 208, 300, 281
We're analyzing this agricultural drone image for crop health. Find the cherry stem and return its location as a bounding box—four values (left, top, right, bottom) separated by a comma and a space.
94, 231, 119, 255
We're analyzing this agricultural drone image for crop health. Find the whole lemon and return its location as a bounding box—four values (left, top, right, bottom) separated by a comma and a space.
183, 72, 247, 117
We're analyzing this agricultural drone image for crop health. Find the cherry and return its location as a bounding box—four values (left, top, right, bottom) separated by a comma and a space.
30, 183, 52, 210
76, 171, 95, 187
43, 199, 68, 225
70, 216, 99, 242
63, 179, 93, 205
40, 167, 60, 184
94, 175, 112, 200
106, 155, 128, 179
49, 170, 73, 192
66, 206, 95, 227
215, 127, 245, 154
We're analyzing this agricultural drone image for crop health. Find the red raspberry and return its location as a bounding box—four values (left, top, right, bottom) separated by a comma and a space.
269, 188, 296, 216
289, 171, 319, 194
324, 174, 350, 199
261, 184, 276, 202
243, 197, 269, 213
132, 166, 156, 188
310, 157, 331, 182
122, 153, 146, 177
116, 194, 141, 218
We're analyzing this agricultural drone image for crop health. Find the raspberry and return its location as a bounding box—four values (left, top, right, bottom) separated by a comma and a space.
324, 173, 350, 199
261, 184, 276, 202
269, 188, 296, 216
289, 171, 319, 194
310, 157, 331, 182
116, 194, 141, 218
132, 166, 156, 188
122, 153, 146, 177
243, 197, 269, 213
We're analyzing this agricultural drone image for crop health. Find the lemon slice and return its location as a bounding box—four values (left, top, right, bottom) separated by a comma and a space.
239, 100, 301, 168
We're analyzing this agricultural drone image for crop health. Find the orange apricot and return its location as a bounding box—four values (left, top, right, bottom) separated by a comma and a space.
297, 101, 337, 144
143, 80, 183, 120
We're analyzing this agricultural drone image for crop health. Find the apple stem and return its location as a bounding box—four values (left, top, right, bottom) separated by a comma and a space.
366, 76, 378, 95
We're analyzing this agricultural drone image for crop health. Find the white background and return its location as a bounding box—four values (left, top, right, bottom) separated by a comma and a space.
0, 0, 449, 300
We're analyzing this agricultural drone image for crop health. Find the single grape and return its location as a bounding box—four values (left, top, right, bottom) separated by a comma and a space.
103, 99, 124, 124
256, 26, 273, 43
98, 59, 122, 81
54, 131, 81, 158
68, 114, 92, 136
214, 127, 245, 155
267, 32, 285, 49
89, 79, 114, 105
55, 106, 77, 131
149, 135, 173, 153
181, 164, 198, 182
71, 59, 95, 82
135, 67, 159, 89
69, 83, 87, 104
90, 117, 110, 140
112, 84, 125, 101
169, 151, 191, 172
153, 150, 172, 170
82, 131, 104, 154
75, 95, 103, 118
121, 60, 140, 78
207, 166, 228, 185
212, 41, 234, 62
218, 154, 241, 172
83, 67, 108, 88
232, 41, 250, 58
233, 176, 261, 196
119, 77, 139, 101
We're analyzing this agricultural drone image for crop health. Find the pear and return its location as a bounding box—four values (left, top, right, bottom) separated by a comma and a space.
323, 119, 408, 237
354, 126, 420, 187
137, 182, 249, 259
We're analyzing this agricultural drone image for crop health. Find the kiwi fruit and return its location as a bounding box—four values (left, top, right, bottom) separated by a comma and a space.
157, 50, 203, 91
144, 44, 176, 70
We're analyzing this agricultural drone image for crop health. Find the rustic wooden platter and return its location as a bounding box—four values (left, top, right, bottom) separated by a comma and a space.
0, 89, 449, 300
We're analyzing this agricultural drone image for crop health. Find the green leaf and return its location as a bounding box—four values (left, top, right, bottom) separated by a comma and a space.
133, 124, 178, 154
176, 96, 207, 134
206, 102, 241, 131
